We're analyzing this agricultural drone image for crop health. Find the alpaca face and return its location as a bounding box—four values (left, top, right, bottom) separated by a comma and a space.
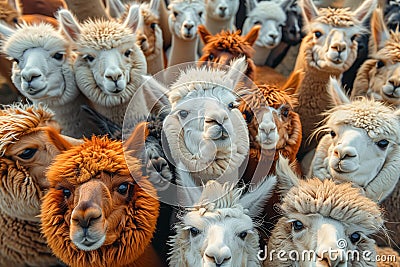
381, 63, 400, 105
136, 5, 162, 57
0, 0, 19, 25
205, 0, 239, 21
326, 124, 393, 187
385, 0, 400, 30
282, 9, 302, 45
168, 1, 205, 41
256, 108, 278, 150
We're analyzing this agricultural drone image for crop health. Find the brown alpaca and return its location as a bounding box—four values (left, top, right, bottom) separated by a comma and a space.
198, 24, 287, 85
0, 103, 79, 266
41, 132, 162, 267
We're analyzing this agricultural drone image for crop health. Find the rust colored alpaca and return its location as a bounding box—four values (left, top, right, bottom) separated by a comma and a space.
41, 131, 162, 267
198, 24, 287, 85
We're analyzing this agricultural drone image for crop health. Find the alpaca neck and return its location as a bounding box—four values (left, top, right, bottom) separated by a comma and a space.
205, 16, 235, 35
253, 45, 272, 65
168, 35, 199, 67
146, 50, 165, 75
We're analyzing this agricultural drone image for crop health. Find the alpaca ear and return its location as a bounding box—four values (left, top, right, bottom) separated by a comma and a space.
275, 154, 300, 195
300, 0, 319, 24
328, 77, 351, 106
0, 22, 15, 38
281, 70, 305, 95
106, 0, 126, 19
124, 121, 148, 158
45, 128, 74, 151
280, 0, 292, 11
245, 0, 258, 14
57, 9, 81, 42
123, 4, 140, 32
243, 25, 261, 46
149, 0, 160, 16
352, 0, 377, 23
239, 175, 277, 218
198, 24, 212, 44
176, 162, 202, 207
7, 0, 20, 13
227, 57, 248, 87
371, 8, 389, 51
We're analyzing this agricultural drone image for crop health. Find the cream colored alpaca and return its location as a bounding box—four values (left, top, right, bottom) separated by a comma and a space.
242, 0, 291, 66
169, 175, 276, 267
0, 22, 96, 138
163, 58, 249, 185
351, 9, 400, 108
310, 78, 400, 203
293, 0, 376, 159
264, 156, 384, 267
167, 0, 205, 67
204, 0, 238, 34
58, 7, 163, 126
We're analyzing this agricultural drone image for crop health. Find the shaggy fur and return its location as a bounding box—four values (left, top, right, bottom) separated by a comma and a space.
0, 22, 96, 138
41, 136, 161, 267
265, 156, 384, 267
63, 0, 109, 21
0, 103, 76, 266
294, 0, 376, 158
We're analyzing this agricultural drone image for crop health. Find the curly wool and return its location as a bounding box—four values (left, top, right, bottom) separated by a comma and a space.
314, 7, 358, 27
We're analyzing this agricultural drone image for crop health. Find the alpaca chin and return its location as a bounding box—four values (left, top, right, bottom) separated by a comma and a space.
72, 235, 106, 251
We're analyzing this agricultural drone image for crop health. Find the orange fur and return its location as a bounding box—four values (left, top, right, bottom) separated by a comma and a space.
41, 136, 161, 267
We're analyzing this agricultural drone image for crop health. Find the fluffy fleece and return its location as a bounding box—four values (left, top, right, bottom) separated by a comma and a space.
41, 136, 161, 267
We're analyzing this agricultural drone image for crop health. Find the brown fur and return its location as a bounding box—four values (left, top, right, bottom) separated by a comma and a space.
137, 8, 159, 57
41, 135, 162, 267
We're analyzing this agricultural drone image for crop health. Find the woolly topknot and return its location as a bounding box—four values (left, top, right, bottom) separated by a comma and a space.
0, 103, 57, 155
282, 178, 383, 232
204, 29, 255, 56
247, 1, 287, 24
77, 19, 136, 50
376, 30, 400, 62
315, 7, 359, 26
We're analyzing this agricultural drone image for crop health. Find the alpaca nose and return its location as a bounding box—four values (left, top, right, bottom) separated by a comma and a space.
21, 68, 42, 83
205, 246, 232, 266
71, 201, 102, 234
333, 145, 357, 160
184, 23, 194, 30
205, 110, 228, 125
105, 69, 123, 82
219, 6, 227, 12
389, 76, 400, 87
316, 249, 346, 267
331, 42, 347, 53
269, 33, 278, 40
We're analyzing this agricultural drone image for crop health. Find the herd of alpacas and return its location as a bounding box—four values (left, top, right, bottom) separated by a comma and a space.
0, 0, 400, 266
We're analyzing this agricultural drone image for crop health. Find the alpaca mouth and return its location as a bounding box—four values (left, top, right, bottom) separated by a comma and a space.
73, 235, 106, 251
25, 86, 47, 96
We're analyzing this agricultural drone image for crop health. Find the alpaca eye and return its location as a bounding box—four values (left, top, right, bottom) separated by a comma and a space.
12, 17, 19, 24
292, 220, 304, 231
376, 60, 385, 69
198, 11, 203, 17
18, 148, 37, 160
349, 232, 361, 244
83, 55, 95, 62
254, 21, 261, 25
117, 182, 129, 195
189, 227, 200, 237
330, 130, 336, 138
179, 110, 189, 119
124, 49, 132, 57
314, 31, 322, 38
53, 52, 64, 61
63, 188, 71, 199
150, 23, 157, 30
173, 11, 179, 17
376, 139, 389, 149
13, 58, 19, 64
238, 231, 248, 240
228, 102, 236, 109
351, 35, 357, 42
208, 54, 215, 60
282, 108, 289, 117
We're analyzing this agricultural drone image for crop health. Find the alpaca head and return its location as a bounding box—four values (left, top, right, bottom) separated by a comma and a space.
314, 78, 400, 197
281, 1, 303, 45
198, 24, 260, 80
242, 0, 290, 49
266, 156, 384, 267
0, 22, 78, 104
0, 104, 74, 221
58, 6, 147, 107
163, 57, 249, 181
135, 0, 163, 58
205, 0, 239, 22
168, 0, 205, 41
41, 135, 159, 266
384, 0, 400, 30
299, 0, 376, 73
169, 175, 276, 267
0, 0, 19, 25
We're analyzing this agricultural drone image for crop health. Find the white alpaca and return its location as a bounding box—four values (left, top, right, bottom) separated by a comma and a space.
169, 172, 277, 267
167, 0, 205, 67
204, 0, 239, 34
264, 156, 384, 267
163, 58, 250, 185
310, 78, 400, 203
242, 0, 291, 66
0, 22, 95, 138
58, 7, 163, 126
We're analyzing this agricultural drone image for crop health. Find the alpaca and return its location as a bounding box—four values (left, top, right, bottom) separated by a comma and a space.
264, 156, 385, 267
204, 0, 239, 34
311, 78, 400, 203
198, 24, 287, 86
0, 103, 80, 266
162, 57, 249, 185
58, 7, 164, 126
63, 0, 109, 21
0, 22, 98, 138
385, 0, 400, 30
242, 0, 291, 66
41, 134, 162, 267
292, 0, 376, 159
169, 174, 277, 267
351, 9, 400, 108
167, 0, 205, 67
